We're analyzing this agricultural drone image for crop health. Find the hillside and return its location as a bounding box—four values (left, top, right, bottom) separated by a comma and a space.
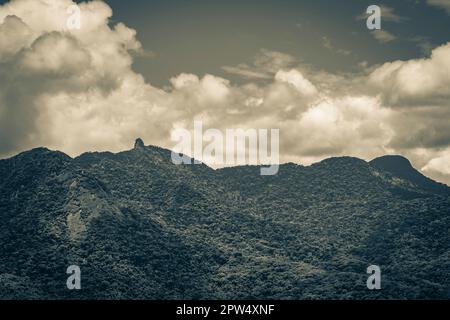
0, 139, 449, 299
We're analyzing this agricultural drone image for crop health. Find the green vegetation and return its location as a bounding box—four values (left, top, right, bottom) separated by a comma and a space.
0, 143, 449, 299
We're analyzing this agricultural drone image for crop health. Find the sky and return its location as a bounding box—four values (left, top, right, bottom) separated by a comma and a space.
101, 0, 450, 86
0, 0, 450, 184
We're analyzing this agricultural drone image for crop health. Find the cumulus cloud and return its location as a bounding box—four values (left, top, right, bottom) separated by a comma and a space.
0, 0, 142, 155
0, 0, 317, 159
424, 155, 450, 175
369, 42, 450, 105
281, 96, 393, 163
20, 32, 91, 75
422, 152, 450, 184
275, 69, 318, 96
0, 0, 450, 185
0, 15, 33, 60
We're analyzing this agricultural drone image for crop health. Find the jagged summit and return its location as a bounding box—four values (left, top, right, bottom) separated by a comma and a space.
134, 138, 145, 149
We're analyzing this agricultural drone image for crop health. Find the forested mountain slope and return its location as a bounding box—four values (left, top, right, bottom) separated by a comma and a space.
1, 140, 449, 299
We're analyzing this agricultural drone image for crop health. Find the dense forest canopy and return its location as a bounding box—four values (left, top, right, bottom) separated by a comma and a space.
0, 140, 449, 299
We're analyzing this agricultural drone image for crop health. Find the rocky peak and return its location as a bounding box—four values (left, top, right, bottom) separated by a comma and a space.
134, 138, 145, 149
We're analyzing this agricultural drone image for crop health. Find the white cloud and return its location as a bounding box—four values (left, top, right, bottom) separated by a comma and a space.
0, 0, 450, 185
0, 15, 33, 60
19, 32, 91, 75
369, 42, 450, 104
0, 0, 142, 155
423, 153, 450, 175
422, 150, 450, 184
170, 73, 200, 89
0, 0, 112, 34
284, 96, 393, 160
275, 69, 318, 96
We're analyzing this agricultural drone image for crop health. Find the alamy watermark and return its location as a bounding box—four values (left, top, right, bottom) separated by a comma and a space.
66, 265, 81, 290
367, 265, 381, 290
170, 121, 279, 175
66, 4, 81, 30
366, 5, 382, 30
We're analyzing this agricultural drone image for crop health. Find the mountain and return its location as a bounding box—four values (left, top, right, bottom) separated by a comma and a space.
370, 155, 450, 196
0, 139, 449, 299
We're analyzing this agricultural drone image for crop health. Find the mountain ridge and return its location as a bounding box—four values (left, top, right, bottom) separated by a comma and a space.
3, 139, 448, 189
1, 139, 449, 299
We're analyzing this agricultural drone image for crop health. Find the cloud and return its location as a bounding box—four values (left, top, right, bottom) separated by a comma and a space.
275, 69, 317, 96
0, 0, 141, 155
222, 49, 296, 79
321, 36, 351, 56
386, 107, 450, 151
19, 32, 91, 75
408, 144, 450, 185
378, 5, 408, 22
0, 15, 33, 60
371, 30, 397, 43
357, 5, 408, 23
0, 0, 450, 185
369, 42, 450, 105
282, 96, 393, 159
427, 0, 450, 14
356, 5, 400, 44
221, 65, 270, 80
253, 49, 297, 73
365, 41, 450, 184
422, 152, 450, 182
